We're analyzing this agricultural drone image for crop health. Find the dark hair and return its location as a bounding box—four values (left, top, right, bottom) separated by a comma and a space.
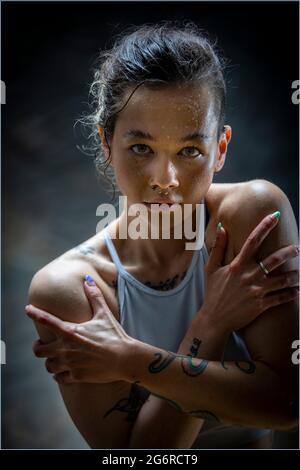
79, 20, 228, 201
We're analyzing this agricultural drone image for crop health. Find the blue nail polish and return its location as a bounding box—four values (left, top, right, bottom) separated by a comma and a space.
85, 274, 95, 286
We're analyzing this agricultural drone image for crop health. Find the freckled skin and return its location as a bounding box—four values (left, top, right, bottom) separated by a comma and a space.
99, 82, 231, 211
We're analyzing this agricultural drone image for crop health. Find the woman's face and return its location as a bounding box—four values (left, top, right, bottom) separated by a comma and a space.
100, 82, 231, 208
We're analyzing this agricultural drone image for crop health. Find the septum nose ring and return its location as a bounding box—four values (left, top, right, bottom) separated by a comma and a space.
152, 186, 169, 196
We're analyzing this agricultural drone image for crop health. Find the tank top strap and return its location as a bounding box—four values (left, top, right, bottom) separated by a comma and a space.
103, 226, 126, 321
103, 225, 124, 273
103, 198, 209, 277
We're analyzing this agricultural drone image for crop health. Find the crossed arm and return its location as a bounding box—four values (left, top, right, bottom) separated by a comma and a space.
28, 181, 299, 448
128, 181, 299, 446
129, 313, 228, 448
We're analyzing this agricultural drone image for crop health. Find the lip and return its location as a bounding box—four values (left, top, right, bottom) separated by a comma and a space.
144, 199, 178, 205
143, 200, 180, 212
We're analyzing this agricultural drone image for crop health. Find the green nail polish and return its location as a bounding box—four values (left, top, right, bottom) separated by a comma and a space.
216, 222, 222, 232
272, 211, 281, 220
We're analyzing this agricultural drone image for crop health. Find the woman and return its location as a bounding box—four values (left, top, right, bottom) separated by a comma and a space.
26, 21, 299, 449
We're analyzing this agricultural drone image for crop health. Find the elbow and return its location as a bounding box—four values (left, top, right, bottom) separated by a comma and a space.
277, 407, 298, 432
272, 396, 298, 432
264, 369, 299, 432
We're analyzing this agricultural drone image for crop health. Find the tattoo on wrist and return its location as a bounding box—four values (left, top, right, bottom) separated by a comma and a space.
221, 359, 256, 374
148, 352, 177, 373
181, 356, 209, 376
234, 360, 256, 374
148, 351, 209, 377
188, 338, 201, 358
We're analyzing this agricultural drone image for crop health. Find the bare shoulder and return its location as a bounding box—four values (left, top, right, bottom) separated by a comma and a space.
216, 183, 298, 389
216, 179, 291, 220
28, 223, 120, 326
212, 179, 298, 265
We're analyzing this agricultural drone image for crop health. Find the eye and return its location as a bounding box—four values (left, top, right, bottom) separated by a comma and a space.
129, 144, 152, 155
180, 146, 202, 158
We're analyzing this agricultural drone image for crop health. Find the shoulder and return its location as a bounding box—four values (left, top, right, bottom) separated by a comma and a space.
29, 259, 96, 323
219, 179, 292, 222
218, 179, 298, 265
28, 229, 120, 325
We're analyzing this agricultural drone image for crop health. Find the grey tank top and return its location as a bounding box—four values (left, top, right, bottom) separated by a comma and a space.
103, 201, 270, 447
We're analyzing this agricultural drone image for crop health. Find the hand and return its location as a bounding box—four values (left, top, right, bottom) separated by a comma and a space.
25, 279, 135, 384
200, 212, 299, 334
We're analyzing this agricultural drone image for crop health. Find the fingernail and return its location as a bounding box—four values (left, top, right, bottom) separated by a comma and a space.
25, 305, 30, 311
271, 211, 281, 220
295, 245, 300, 255
216, 222, 222, 232
85, 274, 95, 286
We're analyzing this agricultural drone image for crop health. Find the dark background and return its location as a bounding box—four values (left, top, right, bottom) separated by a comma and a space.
1, 1, 299, 449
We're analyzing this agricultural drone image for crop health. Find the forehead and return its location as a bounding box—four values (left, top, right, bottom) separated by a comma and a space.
114, 82, 217, 139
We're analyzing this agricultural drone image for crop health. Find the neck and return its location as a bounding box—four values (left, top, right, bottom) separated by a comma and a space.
116, 202, 205, 265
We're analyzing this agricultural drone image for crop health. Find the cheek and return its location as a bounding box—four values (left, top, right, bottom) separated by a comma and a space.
114, 154, 145, 192
185, 158, 212, 187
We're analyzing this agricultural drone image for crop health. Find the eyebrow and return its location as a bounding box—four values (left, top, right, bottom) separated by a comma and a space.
122, 129, 212, 142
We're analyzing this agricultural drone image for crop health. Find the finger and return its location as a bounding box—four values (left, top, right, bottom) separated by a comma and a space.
45, 358, 68, 374
263, 270, 299, 294
263, 287, 299, 310
25, 304, 73, 336
83, 275, 110, 319
260, 244, 299, 273
33, 339, 61, 358
32, 339, 44, 352
206, 224, 227, 271
236, 211, 281, 264
53, 370, 80, 385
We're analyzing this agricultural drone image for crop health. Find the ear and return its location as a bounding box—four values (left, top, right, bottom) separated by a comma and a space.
97, 126, 113, 165
214, 125, 232, 173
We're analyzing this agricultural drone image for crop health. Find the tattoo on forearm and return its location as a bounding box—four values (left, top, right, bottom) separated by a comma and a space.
221, 359, 256, 374
187, 409, 220, 422
149, 391, 220, 423
181, 356, 209, 377
150, 392, 183, 412
188, 338, 201, 358
234, 360, 256, 374
148, 352, 177, 373
220, 357, 228, 370
148, 349, 255, 381
148, 351, 208, 377
103, 382, 150, 422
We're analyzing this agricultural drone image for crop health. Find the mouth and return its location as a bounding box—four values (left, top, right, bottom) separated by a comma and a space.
143, 201, 180, 211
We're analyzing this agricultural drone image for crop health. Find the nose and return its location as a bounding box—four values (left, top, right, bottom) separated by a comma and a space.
148, 157, 179, 190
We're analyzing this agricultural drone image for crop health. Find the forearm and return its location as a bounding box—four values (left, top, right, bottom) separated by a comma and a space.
128, 315, 229, 448
125, 335, 296, 431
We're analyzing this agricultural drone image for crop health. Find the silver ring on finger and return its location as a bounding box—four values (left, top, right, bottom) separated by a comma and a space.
258, 260, 269, 276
